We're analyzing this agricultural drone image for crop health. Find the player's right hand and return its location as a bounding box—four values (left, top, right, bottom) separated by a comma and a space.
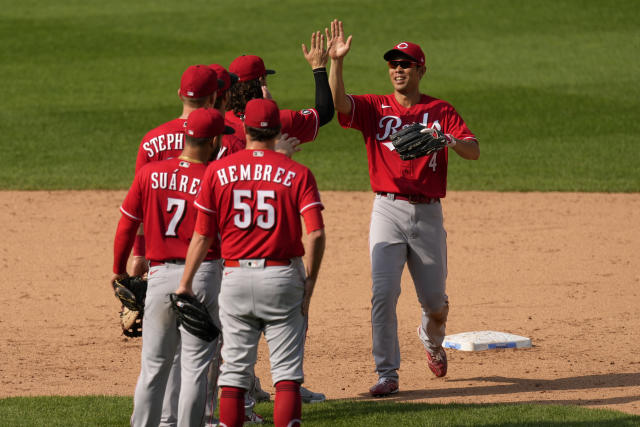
326, 19, 352, 60
175, 282, 195, 297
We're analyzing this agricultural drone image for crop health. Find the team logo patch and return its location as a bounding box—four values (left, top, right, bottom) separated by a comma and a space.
396, 42, 409, 49
253, 150, 264, 157
302, 109, 312, 115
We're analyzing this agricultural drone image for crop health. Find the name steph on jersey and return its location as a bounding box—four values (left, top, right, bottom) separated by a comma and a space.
142, 133, 184, 158
150, 168, 200, 195
216, 163, 297, 187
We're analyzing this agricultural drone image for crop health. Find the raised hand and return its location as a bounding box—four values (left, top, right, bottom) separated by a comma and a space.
326, 19, 352, 60
302, 31, 330, 69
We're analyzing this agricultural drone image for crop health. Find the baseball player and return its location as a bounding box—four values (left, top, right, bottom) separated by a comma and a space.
128, 65, 226, 427
223, 32, 333, 407
326, 19, 479, 396
130, 64, 225, 279
224, 30, 334, 157
176, 98, 326, 427
112, 107, 234, 426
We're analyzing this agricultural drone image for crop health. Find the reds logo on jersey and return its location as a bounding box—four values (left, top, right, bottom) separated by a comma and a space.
377, 113, 441, 151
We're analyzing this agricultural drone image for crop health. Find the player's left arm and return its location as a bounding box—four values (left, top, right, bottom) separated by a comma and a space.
449, 137, 479, 160
444, 107, 479, 160
301, 220, 326, 317
299, 170, 326, 316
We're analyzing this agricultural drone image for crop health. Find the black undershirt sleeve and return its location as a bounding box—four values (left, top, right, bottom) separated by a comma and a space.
313, 67, 334, 127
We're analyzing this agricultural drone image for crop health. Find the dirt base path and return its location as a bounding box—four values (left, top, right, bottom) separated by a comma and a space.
1, 191, 639, 415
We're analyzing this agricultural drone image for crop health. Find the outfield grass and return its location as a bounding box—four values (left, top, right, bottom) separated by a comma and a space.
1, 396, 639, 426
1, 0, 638, 191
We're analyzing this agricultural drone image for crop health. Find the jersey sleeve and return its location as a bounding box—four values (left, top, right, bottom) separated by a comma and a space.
443, 104, 477, 142
337, 94, 375, 132
301, 206, 324, 233
280, 108, 319, 143
297, 168, 324, 215
194, 164, 218, 215
120, 172, 145, 222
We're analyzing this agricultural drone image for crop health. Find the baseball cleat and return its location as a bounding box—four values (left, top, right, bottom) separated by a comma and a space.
251, 376, 271, 403
243, 410, 264, 424
369, 378, 399, 397
417, 326, 447, 377
300, 386, 326, 403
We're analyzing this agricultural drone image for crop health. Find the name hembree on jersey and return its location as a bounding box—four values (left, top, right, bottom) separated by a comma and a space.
216, 163, 297, 187
142, 132, 184, 158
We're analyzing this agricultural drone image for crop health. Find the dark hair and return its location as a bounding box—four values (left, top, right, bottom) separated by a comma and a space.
185, 134, 213, 147
227, 79, 262, 115
245, 125, 281, 141
182, 94, 214, 109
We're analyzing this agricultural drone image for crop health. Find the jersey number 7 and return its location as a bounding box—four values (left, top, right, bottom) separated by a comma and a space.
165, 197, 186, 237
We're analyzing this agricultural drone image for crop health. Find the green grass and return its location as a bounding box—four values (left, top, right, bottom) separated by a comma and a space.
1, 0, 639, 191
1, 396, 638, 426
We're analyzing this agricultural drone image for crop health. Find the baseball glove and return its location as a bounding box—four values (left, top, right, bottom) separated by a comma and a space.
120, 306, 143, 337
390, 123, 453, 160
169, 293, 220, 342
112, 276, 147, 312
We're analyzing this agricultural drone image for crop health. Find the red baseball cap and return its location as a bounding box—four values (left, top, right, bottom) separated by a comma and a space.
229, 55, 276, 82
180, 65, 224, 98
185, 108, 234, 138
383, 42, 426, 66
244, 99, 280, 128
209, 64, 238, 96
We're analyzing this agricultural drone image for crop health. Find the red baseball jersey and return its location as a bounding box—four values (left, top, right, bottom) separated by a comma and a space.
195, 149, 323, 259
121, 157, 220, 261
219, 111, 247, 159
135, 118, 187, 172
219, 108, 320, 158
338, 93, 476, 198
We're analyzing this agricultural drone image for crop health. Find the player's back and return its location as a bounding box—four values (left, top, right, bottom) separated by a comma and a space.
206, 149, 320, 260
134, 157, 217, 261
135, 118, 187, 171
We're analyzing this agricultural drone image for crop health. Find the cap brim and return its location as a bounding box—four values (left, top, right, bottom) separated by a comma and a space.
265, 69, 276, 75
383, 49, 418, 62
217, 79, 225, 89
228, 72, 239, 86
223, 125, 235, 135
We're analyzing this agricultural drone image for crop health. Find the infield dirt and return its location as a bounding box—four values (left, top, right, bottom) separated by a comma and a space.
1, 191, 639, 415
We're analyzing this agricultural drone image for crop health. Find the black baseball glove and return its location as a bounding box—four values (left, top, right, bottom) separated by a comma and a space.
112, 276, 147, 312
390, 123, 454, 160
169, 293, 220, 342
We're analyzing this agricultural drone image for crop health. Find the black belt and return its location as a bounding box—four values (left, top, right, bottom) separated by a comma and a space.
377, 192, 440, 204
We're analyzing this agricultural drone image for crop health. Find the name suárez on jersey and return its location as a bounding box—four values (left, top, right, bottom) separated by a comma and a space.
150, 169, 200, 195
216, 163, 296, 187
143, 133, 184, 158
